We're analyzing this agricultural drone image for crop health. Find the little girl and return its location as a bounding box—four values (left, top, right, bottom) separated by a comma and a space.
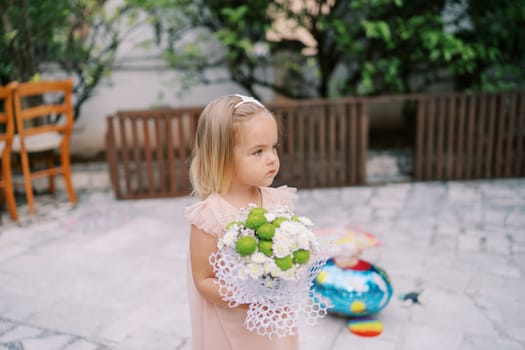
184, 94, 299, 350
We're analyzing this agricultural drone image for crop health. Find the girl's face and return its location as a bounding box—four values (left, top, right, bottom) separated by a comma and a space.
231, 112, 280, 189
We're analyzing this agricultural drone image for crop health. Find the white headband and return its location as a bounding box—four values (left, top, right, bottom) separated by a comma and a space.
233, 94, 264, 109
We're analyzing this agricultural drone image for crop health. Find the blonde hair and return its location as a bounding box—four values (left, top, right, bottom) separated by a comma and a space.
189, 94, 273, 199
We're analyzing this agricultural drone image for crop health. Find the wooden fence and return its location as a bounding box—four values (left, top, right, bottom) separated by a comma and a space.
271, 98, 368, 189
106, 98, 367, 199
106, 108, 200, 199
105, 92, 524, 199
413, 92, 525, 181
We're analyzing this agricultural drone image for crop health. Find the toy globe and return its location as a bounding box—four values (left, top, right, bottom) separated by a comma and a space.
313, 258, 393, 317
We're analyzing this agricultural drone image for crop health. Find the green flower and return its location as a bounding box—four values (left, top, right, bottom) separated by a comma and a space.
246, 214, 267, 229
236, 236, 257, 256
256, 223, 275, 241
274, 256, 293, 271
293, 249, 310, 264
258, 240, 273, 256
272, 217, 287, 227
248, 208, 267, 217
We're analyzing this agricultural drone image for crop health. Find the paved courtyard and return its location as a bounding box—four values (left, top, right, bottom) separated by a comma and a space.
0, 177, 524, 350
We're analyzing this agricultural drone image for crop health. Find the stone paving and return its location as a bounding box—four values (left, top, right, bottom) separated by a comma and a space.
0, 176, 524, 350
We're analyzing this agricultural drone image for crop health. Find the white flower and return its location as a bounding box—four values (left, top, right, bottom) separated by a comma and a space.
278, 221, 293, 233
296, 233, 312, 250
279, 221, 302, 236
241, 228, 255, 236
299, 224, 311, 236
273, 231, 292, 256
245, 263, 264, 279
289, 240, 299, 252
264, 279, 276, 288
251, 252, 267, 264
264, 212, 277, 222
273, 207, 292, 219
264, 261, 282, 277
238, 268, 248, 280
298, 216, 313, 226
222, 230, 238, 248
282, 266, 299, 280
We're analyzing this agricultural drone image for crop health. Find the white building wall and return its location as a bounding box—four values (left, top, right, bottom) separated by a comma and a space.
70, 3, 272, 158
73, 68, 242, 158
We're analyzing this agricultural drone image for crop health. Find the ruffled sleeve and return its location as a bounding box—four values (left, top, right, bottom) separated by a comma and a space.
184, 198, 223, 237
262, 185, 298, 211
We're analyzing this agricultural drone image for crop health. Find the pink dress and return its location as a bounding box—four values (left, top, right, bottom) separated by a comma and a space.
184, 186, 299, 350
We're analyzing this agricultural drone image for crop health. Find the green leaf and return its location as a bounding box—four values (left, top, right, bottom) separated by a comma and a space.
221, 6, 248, 23
4, 30, 17, 42
361, 20, 391, 42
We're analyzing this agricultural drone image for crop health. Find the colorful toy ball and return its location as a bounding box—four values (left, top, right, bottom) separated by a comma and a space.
313, 258, 393, 317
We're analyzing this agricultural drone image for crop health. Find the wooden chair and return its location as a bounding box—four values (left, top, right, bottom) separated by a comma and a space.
11, 79, 77, 214
0, 83, 18, 221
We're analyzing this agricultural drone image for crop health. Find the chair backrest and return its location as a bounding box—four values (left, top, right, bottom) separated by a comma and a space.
0, 83, 16, 146
13, 79, 74, 141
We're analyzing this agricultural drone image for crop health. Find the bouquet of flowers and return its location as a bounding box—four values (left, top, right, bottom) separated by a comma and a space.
209, 205, 328, 338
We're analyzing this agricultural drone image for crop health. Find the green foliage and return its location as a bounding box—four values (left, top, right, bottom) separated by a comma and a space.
0, 0, 143, 118
361, 20, 392, 43
3, 0, 521, 116
135, 0, 279, 98
155, 0, 523, 97
0, 0, 71, 83
452, 0, 525, 91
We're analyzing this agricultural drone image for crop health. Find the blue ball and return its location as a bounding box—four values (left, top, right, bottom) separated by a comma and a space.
313, 259, 393, 317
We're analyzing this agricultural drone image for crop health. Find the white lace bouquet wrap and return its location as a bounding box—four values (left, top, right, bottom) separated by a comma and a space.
209, 205, 328, 338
